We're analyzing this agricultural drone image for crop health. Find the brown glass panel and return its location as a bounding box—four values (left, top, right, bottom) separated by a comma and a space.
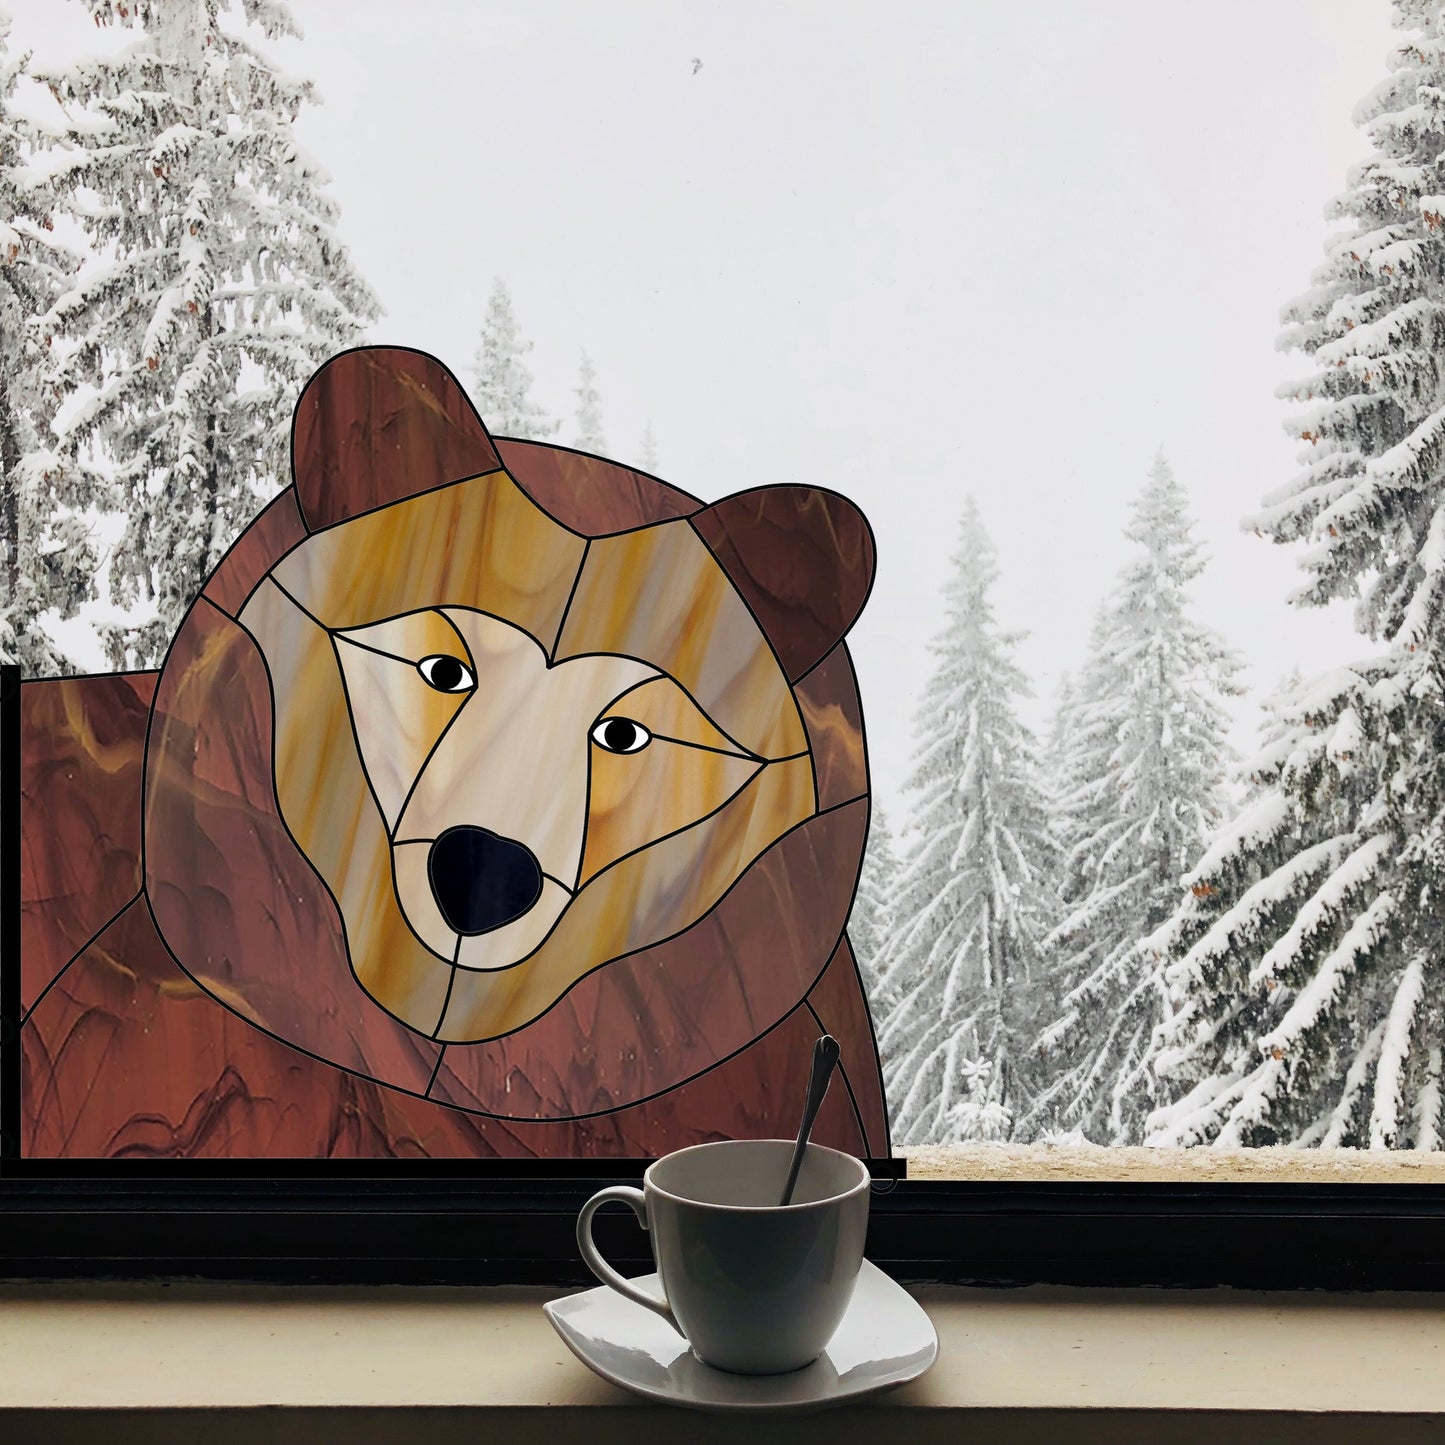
20, 674, 156, 1016
22, 897, 459, 1159
440, 1003, 869, 1158
143, 600, 442, 1096
23, 898, 863, 1159
423, 1004, 866, 1158
794, 643, 868, 810
805, 935, 890, 1156
496, 438, 700, 535
18, 354, 883, 1160
692, 487, 875, 682
201, 486, 307, 617
432, 797, 868, 1120
292, 348, 503, 532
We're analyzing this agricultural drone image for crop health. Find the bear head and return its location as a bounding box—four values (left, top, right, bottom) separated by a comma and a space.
141, 347, 875, 1120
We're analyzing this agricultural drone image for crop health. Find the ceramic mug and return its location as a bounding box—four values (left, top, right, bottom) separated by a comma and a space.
576, 1137, 870, 1375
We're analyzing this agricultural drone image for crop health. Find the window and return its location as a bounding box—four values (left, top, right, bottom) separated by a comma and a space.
3, 0, 1444, 1288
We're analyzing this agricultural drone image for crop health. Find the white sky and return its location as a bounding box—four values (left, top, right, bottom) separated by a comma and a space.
9, 0, 1397, 809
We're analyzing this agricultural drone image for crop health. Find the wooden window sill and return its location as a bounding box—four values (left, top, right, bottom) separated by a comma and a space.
0, 1281, 1442, 1443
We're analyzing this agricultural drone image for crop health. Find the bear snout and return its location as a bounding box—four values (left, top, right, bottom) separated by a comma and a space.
427, 825, 545, 936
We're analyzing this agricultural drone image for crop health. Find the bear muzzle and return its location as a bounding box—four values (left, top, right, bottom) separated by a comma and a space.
427, 825, 546, 936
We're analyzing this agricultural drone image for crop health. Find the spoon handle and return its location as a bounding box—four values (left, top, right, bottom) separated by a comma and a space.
779, 1035, 841, 1206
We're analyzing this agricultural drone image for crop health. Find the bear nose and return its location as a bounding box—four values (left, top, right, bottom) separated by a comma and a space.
427, 826, 545, 936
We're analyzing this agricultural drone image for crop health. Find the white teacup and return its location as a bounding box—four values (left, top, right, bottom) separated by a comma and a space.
576, 1138, 870, 1375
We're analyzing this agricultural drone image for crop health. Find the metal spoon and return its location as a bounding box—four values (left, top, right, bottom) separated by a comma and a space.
778, 1034, 841, 1206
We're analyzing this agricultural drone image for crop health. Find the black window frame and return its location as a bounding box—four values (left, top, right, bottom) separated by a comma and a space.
4, 1171, 1445, 1290
6, 663, 1445, 1292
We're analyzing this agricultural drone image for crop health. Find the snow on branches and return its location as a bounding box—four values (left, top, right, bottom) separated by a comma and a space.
850, 801, 901, 1018
33, 0, 379, 668
1024, 455, 1240, 1144
0, 8, 94, 674
874, 500, 1057, 1145
1152, 0, 1445, 1148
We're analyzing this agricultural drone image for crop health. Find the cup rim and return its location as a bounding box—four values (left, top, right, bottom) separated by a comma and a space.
642, 1138, 870, 1213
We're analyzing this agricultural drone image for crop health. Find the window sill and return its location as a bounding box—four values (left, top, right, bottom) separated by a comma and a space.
900, 1142, 1445, 1182
0, 1282, 1441, 1443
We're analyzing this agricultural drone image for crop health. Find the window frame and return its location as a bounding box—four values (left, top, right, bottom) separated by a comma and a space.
6, 664, 1445, 1292
3, 1171, 1445, 1290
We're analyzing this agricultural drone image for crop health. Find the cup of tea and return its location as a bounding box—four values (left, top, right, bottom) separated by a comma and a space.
576, 1137, 870, 1375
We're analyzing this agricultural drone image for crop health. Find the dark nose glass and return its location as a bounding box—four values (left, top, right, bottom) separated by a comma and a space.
427, 826, 544, 936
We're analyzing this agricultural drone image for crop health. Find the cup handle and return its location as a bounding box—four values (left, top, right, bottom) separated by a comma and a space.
576, 1185, 682, 1334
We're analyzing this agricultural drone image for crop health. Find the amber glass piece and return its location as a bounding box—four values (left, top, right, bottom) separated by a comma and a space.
580, 732, 760, 889
273, 468, 586, 654
558, 519, 809, 760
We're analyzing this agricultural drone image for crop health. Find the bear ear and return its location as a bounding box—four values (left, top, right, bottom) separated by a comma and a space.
292, 346, 503, 532
692, 485, 876, 682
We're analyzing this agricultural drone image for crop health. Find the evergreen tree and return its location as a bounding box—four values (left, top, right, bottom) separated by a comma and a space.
851, 801, 901, 1018
1246, 668, 1305, 803
1040, 670, 1077, 822
35, 0, 380, 669
1046, 612, 1116, 903
1025, 456, 1239, 1144
0, 9, 93, 674
1150, 2, 1445, 1148
573, 349, 606, 454
639, 418, 658, 473
471, 278, 556, 441
875, 500, 1057, 1144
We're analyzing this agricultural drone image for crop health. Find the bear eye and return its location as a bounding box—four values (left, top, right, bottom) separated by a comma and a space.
418, 654, 475, 693
590, 717, 652, 754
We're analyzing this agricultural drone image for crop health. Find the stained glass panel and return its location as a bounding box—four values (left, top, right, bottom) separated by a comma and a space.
8, 348, 889, 1163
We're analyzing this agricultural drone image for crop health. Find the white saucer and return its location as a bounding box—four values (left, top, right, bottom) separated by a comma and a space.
543, 1258, 937, 1415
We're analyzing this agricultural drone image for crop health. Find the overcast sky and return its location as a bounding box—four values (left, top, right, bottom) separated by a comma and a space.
10, 0, 1399, 809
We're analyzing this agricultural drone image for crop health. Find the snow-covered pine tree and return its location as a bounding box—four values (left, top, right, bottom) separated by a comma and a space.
1024, 456, 1239, 1144
1045, 619, 1116, 907
573, 349, 606, 454
850, 801, 901, 1018
1146, 669, 1377, 1147
638, 418, 658, 473
35, 0, 380, 669
1040, 670, 1077, 819
875, 499, 1057, 1144
471, 278, 557, 442
1150, 1, 1445, 1149
0, 9, 94, 674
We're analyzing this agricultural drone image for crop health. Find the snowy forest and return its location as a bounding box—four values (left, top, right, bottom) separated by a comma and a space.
5, 0, 1445, 1150
0, 0, 656, 673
